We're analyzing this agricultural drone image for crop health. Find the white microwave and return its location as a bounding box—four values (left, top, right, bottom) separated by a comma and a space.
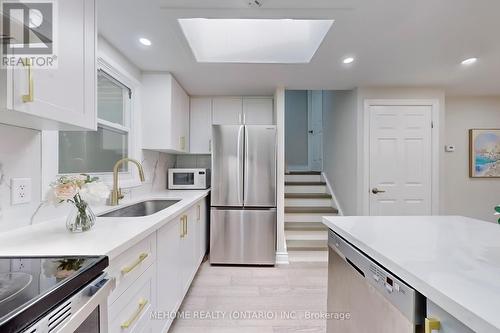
168, 168, 211, 190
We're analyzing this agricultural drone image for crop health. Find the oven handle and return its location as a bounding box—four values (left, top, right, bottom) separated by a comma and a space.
54, 274, 115, 333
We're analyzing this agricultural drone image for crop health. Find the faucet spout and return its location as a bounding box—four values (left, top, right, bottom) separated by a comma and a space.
109, 158, 146, 206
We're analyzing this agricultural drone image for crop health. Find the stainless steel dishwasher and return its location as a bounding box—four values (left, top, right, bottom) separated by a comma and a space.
327, 230, 425, 333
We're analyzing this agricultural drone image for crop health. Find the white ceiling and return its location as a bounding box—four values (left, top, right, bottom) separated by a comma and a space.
98, 0, 500, 96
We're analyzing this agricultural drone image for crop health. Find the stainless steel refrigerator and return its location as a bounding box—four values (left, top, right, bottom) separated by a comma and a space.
210, 125, 277, 265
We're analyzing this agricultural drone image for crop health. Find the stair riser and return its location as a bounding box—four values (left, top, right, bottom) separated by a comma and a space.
285, 185, 326, 194
285, 174, 322, 182
285, 230, 328, 241
285, 198, 332, 207
285, 214, 325, 223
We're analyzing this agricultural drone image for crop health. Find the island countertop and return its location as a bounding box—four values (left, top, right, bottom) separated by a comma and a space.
322, 215, 500, 333
0, 189, 210, 260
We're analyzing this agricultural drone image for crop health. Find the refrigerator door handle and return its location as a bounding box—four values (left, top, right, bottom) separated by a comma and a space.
237, 125, 244, 205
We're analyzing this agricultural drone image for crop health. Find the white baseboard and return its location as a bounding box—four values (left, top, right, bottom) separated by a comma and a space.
275, 251, 290, 264
322, 172, 344, 216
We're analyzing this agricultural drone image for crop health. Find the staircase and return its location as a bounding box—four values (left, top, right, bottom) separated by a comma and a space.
285, 171, 338, 262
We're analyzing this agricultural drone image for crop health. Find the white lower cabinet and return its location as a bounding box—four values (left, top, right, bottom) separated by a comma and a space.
109, 264, 156, 333
426, 300, 474, 333
105, 197, 208, 333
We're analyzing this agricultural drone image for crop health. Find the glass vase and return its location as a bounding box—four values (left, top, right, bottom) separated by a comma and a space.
66, 202, 96, 233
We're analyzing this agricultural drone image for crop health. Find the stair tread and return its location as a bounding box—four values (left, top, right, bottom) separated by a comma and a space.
285, 193, 332, 199
285, 181, 326, 186
285, 222, 326, 231
285, 171, 322, 175
285, 207, 339, 214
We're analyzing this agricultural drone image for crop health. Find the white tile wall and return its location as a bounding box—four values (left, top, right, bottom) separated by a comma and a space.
0, 124, 42, 231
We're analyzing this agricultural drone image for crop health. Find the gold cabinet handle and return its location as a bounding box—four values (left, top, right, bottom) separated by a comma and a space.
22, 58, 34, 103
180, 217, 185, 238
425, 318, 441, 333
197, 205, 201, 221
120, 298, 148, 329
209, 139, 212, 153
183, 215, 188, 236
121, 253, 148, 274
179, 136, 186, 150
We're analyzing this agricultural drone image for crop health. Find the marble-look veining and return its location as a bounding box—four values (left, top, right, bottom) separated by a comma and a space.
323, 215, 500, 333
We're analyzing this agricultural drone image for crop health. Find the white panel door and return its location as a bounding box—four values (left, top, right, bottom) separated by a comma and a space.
190, 97, 212, 153
212, 97, 243, 124
369, 105, 432, 215
242, 97, 274, 124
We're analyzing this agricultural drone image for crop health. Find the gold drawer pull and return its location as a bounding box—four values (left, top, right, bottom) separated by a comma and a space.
22, 58, 34, 103
121, 253, 148, 274
425, 318, 441, 333
121, 298, 148, 329
184, 215, 188, 236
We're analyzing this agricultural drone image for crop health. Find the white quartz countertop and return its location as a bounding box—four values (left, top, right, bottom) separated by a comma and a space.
322, 216, 500, 333
0, 190, 210, 260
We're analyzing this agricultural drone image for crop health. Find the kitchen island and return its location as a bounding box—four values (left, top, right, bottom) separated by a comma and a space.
322, 215, 500, 333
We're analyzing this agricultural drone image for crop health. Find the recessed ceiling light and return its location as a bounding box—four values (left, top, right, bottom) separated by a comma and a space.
139, 38, 152, 46
343, 57, 354, 64
461, 57, 477, 65
178, 18, 334, 63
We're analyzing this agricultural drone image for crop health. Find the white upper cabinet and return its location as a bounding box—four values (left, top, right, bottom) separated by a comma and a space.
243, 97, 274, 125
189, 97, 212, 154
142, 73, 190, 153
212, 97, 243, 125
0, 0, 96, 131
212, 96, 274, 125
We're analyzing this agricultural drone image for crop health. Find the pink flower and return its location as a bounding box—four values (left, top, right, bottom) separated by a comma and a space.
54, 183, 79, 201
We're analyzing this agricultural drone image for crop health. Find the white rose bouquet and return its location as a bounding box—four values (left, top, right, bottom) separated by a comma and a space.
47, 174, 108, 232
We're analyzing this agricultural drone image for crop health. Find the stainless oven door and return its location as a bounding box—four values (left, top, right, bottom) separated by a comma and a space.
28, 274, 115, 333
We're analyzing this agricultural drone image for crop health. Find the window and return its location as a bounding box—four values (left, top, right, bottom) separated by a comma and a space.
58, 70, 132, 174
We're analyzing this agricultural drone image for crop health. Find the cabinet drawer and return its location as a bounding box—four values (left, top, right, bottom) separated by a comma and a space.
109, 264, 156, 333
108, 233, 156, 304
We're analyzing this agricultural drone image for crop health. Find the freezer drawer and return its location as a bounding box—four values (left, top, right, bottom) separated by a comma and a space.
210, 208, 276, 265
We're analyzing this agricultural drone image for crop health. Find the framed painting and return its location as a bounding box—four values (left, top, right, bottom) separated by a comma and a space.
469, 129, 500, 178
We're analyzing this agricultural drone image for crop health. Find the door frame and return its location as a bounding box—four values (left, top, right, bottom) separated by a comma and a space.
362, 99, 440, 216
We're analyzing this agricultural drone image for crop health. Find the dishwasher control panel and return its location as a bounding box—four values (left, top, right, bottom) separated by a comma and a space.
328, 230, 424, 325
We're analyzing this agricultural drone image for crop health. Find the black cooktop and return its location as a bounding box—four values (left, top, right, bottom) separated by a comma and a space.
0, 256, 108, 333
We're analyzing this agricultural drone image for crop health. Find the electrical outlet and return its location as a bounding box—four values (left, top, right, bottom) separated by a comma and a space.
11, 178, 31, 205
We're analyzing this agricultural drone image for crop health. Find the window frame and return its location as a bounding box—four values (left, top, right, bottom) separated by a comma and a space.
43, 56, 143, 190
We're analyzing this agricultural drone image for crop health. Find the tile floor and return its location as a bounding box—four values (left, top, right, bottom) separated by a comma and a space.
169, 260, 328, 333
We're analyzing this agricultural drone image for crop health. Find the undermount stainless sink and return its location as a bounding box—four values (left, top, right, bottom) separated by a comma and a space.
99, 199, 180, 218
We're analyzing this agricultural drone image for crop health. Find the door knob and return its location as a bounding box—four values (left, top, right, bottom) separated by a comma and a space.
372, 188, 386, 194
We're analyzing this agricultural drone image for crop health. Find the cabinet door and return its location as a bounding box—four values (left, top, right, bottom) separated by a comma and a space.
426, 300, 474, 333
171, 78, 190, 152
190, 97, 212, 154
156, 219, 182, 332
243, 98, 274, 125
9, 0, 96, 130
212, 97, 242, 125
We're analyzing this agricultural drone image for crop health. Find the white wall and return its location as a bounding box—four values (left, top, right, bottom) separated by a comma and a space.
285, 90, 308, 169
0, 125, 42, 231
322, 90, 359, 215
444, 96, 500, 222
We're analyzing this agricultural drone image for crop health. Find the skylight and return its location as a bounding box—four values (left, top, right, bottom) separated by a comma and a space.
178, 18, 334, 64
